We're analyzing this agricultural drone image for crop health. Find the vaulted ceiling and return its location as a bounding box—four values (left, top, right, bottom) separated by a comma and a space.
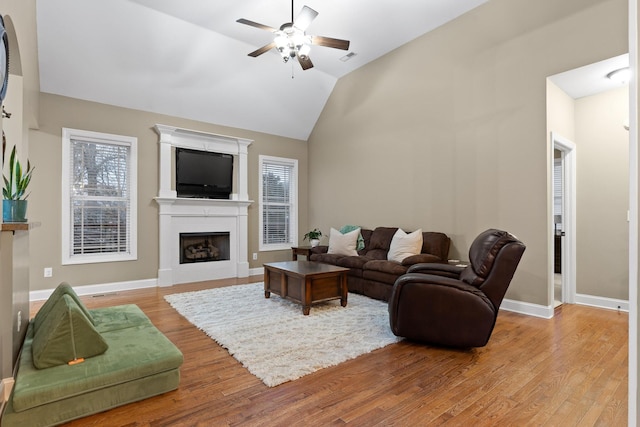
35, 0, 489, 140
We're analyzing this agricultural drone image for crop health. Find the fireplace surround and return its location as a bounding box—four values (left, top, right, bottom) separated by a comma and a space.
154, 125, 253, 286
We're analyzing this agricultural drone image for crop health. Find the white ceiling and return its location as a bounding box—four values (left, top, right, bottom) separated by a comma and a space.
549, 53, 630, 99
35, 0, 488, 140
35, 1, 623, 140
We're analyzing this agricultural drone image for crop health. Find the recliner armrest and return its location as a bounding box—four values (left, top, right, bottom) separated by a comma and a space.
407, 262, 465, 278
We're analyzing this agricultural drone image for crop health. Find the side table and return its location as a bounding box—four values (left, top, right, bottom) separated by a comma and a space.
291, 246, 313, 261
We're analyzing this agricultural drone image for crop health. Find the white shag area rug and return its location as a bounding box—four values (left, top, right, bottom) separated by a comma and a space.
164, 283, 401, 387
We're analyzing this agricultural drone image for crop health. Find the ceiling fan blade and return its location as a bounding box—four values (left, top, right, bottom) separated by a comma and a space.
298, 55, 314, 70
311, 35, 350, 50
294, 6, 318, 31
248, 42, 276, 57
236, 18, 277, 32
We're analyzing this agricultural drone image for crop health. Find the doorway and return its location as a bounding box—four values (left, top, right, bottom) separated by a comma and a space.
551, 132, 576, 306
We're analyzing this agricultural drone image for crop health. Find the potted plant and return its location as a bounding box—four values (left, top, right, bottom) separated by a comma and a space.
3, 145, 34, 222
303, 228, 323, 247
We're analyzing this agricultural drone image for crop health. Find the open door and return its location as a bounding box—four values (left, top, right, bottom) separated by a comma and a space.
551, 132, 576, 306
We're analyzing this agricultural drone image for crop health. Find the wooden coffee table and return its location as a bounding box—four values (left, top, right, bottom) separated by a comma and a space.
263, 261, 349, 315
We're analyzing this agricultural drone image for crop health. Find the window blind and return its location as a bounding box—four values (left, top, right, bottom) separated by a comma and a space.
70, 139, 131, 255
262, 161, 292, 245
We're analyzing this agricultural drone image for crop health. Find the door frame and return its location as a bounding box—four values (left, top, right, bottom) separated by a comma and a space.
551, 132, 576, 305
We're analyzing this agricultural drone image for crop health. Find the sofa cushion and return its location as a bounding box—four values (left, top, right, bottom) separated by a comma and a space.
31, 295, 108, 369
32, 282, 95, 334
421, 232, 451, 261
388, 229, 423, 262
367, 227, 398, 251
12, 306, 183, 413
309, 253, 345, 265
362, 261, 409, 286
363, 259, 408, 276
335, 255, 371, 269
359, 229, 373, 254
328, 227, 360, 256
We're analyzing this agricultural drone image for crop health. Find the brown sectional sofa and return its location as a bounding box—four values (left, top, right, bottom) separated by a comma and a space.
309, 227, 450, 301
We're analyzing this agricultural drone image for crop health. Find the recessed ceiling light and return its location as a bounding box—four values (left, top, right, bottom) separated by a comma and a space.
340, 52, 357, 62
606, 67, 631, 84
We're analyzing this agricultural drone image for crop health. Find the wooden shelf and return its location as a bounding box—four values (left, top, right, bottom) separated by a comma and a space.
1, 222, 40, 232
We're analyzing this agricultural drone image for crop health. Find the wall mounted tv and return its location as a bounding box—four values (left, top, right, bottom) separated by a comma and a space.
175, 147, 233, 199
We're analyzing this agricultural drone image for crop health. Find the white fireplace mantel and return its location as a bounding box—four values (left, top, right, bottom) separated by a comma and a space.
153, 125, 253, 286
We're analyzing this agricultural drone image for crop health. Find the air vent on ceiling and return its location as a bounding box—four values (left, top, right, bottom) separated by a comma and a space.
340, 52, 357, 62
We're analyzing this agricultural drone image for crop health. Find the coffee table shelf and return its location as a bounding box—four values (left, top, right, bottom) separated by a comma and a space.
263, 261, 349, 315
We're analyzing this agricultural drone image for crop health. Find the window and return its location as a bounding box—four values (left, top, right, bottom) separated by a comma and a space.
62, 128, 137, 264
259, 155, 298, 251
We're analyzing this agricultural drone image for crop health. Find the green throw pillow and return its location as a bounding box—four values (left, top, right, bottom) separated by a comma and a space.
32, 282, 95, 333
31, 294, 108, 369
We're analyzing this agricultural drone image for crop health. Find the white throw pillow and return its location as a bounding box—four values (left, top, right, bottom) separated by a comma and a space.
387, 228, 423, 262
327, 227, 360, 256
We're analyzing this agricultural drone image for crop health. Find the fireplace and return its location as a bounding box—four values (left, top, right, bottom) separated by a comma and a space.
180, 232, 230, 264
154, 124, 253, 286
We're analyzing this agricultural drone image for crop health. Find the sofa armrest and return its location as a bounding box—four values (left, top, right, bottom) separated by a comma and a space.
311, 245, 328, 255
407, 262, 465, 278
401, 254, 442, 266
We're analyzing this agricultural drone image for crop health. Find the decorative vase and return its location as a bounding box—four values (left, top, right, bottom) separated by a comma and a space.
310, 239, 319, 247
3, 199, 28, 222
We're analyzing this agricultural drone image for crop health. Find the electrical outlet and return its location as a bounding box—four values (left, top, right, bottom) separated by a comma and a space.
44, 267, 53, 277
252, 253, 258, 260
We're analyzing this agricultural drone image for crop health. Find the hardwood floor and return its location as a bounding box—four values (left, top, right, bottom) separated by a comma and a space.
30, 277, 628, 426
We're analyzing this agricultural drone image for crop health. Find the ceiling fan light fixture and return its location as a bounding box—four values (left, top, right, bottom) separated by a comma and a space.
274, 33, 289, 51
297, 43, 311, 59
237, 3, 350, 71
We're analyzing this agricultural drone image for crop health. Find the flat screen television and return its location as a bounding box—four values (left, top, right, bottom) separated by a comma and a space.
175, 147, 233, 199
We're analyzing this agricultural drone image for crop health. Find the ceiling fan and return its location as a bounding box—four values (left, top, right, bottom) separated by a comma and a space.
236, 1, 350, 70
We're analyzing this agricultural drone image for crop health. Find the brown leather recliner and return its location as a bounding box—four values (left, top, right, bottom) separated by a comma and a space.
388, 229, 526, 348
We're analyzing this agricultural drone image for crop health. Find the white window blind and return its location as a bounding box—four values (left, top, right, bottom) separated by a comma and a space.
62, 128, 137, 264
259, 156, 297, 251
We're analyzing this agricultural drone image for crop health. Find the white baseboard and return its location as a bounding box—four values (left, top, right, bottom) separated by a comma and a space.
500, 298, 554, 319
249, 267, 264, 277
30, 278, 158, 301
575, 293, 629, 312
500, 294, 630, 319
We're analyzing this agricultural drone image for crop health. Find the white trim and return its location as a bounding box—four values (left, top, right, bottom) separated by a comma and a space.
258, 155, 299, 252
29, 278, 157, 301
551, 132, 577, 305
61, 128, 138, 265
575, 293, 629, 312
630, 2, 639, 421
249, 266, 264, 277
500, 298, 554, 319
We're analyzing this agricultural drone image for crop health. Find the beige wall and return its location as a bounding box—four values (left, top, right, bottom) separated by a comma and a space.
547, 80, 576, 142
576, 86, 630, 299
308, 0, 628, 306
28, 93, 308, 291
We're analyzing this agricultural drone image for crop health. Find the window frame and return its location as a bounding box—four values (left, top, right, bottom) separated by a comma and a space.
61, 127, 138, 265
258, 155, 298, 252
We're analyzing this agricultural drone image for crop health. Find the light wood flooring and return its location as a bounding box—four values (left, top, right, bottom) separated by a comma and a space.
30, 277, 628, 426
